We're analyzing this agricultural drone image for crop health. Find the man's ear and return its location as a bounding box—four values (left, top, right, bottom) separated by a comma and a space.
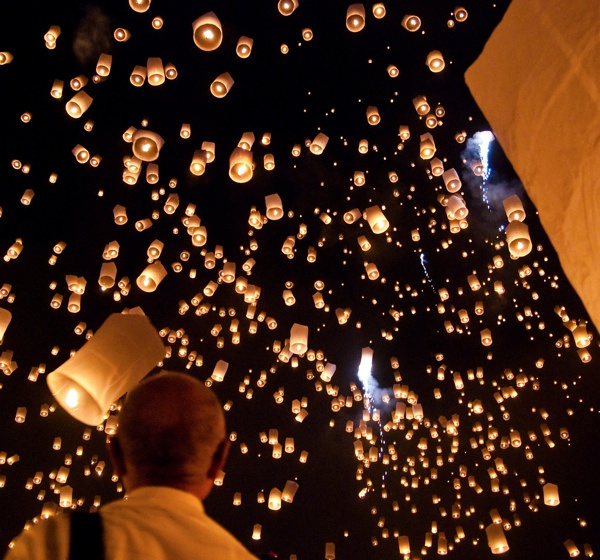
207, 439, 230, 481
107, 436, 127, 478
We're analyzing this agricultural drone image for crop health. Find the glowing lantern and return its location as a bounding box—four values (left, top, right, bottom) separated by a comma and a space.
480, 328, 493, 346
265, 194, 284, 220
268, 488, 282, 510
136, 261, 167, 292
413, 95, 430, 115
146, 163, 159, 184
132, 130, 164, 162
398, 536, 410, 555
236, 36, 253, 58
290, 323, 308, 355
113, 205, 128, 225
129, 0, 151, 12
454, 6, 468, 22
431, 158, 444, 176
0, 52, 13, 65
387, 65, 399, 77
543, 482, 560, 505
325, 543, 335, 559
0, 308, 11, 341
564, 540, 580, 557
211, 360, 229, 382
114, 28, 130, 42
72, 145, 90, 164
65, 91, 93, 118
165, 63, 177, 79
147, 57, 165, 85
506, 222, 532, 257
366, 106, 381, 125
192, 12, 223, 51
426, 50, 445, 72
264, 154, 275, 170
353, 171, 365, 186
278, 0, 298, 15
282, 480, 299, 502
402, 14, 421, 31
346, 4, 366, 32
98, 263, 117, 291
211, 72, 234, 98
502, 194, 526, 222
365, 262, 379, 280
442, 168, 461, 192
190, 150, 208, 175
419, 133, 436, 159
364, 205, 389, 233
446, 195, 468, 220
373, 3, 386, 18
229, 148, 253, 182
486, 523, 509, 554
130, 66, 146, 86
46, 313, 164, 426
96, 54, 112, 77
309, 133, 329, 154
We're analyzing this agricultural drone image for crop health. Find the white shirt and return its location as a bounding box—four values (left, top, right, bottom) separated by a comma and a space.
5, 486, 259, 560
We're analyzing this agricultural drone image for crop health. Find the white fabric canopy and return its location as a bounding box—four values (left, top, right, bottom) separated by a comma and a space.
465, 0, 600, 330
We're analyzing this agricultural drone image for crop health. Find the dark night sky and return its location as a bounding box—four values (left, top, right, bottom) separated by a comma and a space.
1, 1, 599, 559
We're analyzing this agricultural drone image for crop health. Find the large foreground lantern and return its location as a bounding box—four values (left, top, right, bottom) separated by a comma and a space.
192, 12, 223, 51
46, 312, 164, 425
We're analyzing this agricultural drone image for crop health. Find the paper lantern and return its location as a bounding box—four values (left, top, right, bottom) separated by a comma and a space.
412, 95, 430, 115
419, 133, 436, 159
46, 313, 164, 426
402, 14, 421, 31
387, 64, 399, 77
506, 221, 532, 257
65, 91, 93, 118
114, 28, 130, 42
0, 308, 12, 341
446, 195, 468, 220
277, 0, 298, 15
282, 480, 299, 502
309, 132, 329, 154
192, 12, 223, 51
454, 6, 468, 22
366, 106, 381, 125
130, 65, 146, 86
265, 193, 284, 219
346, 4, 366, 32
0, 52, 14, 65
290, 323, 308, 354
132, 130, 164, 162
502, 194, 526, 222
268, 488, 282, 510
485, 523, 509, 554
373, 3, 386, 18
236, 36, 253, 58
147, 57, 165, 85
190, 150, 208, 175
129, 0, 151, 12
543, 482, 560, 505
325, 543, 335, 559
426, 50, 445, 72
364, 205, 389, 233
398, 535, 410, 555
98, 263, 117, 290
96, 53, 112, 77
164, 63, 177, 80
229, 148, 253, 182
136, 261, 167, 292
211, 359, 229, 382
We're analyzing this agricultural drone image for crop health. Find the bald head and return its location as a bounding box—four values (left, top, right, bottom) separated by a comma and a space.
114, 371, 226, 494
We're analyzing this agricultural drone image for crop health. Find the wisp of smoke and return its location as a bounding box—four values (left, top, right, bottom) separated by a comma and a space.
73, 5, 112, 66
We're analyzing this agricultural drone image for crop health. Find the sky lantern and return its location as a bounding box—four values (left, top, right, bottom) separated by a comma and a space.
95, 54, 112, 77
236, 36, 253, 58
192, 12, 223, 51
228, 147, 253, 182
346, 4, 366, 32
130, 65, 146, 86
65, 91, 93, 118
46, 313, 163, 426
372, 3, 386, 18
364, 205, 389, 233
366, 106, 381, 125
136, 261, 167, 292
211, 72, 234, 98
426, 50, 445, 72
129, 0, 151, 12
147, 58, 165, 85
0, 52, 13, 65
454, 6, 468, 22
309, 132, 329, 154
114, 28, 131, 42
402, 14, 421, 31
486, 523, 509, 554
419, 133, 436, 159
131, 130, 164, 162
290, 323, 309, 354
543, 482, 560, 505
503, 194, 526, 222
505, 221, 532, 257
278, 0, 298, 15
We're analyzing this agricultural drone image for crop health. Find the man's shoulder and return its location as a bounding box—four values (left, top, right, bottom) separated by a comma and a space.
4, 514, 70, 560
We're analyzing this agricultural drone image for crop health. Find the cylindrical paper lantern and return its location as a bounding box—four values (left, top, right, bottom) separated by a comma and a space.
46, 313, 164, 425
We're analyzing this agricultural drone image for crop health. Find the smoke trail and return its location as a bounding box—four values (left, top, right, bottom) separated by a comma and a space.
73, 5, 112, 66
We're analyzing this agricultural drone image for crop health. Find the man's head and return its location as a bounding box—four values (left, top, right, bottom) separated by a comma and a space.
108, 371, 228, 500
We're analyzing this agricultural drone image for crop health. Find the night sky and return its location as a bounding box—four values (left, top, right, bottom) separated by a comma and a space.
1, 1, 599, 559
